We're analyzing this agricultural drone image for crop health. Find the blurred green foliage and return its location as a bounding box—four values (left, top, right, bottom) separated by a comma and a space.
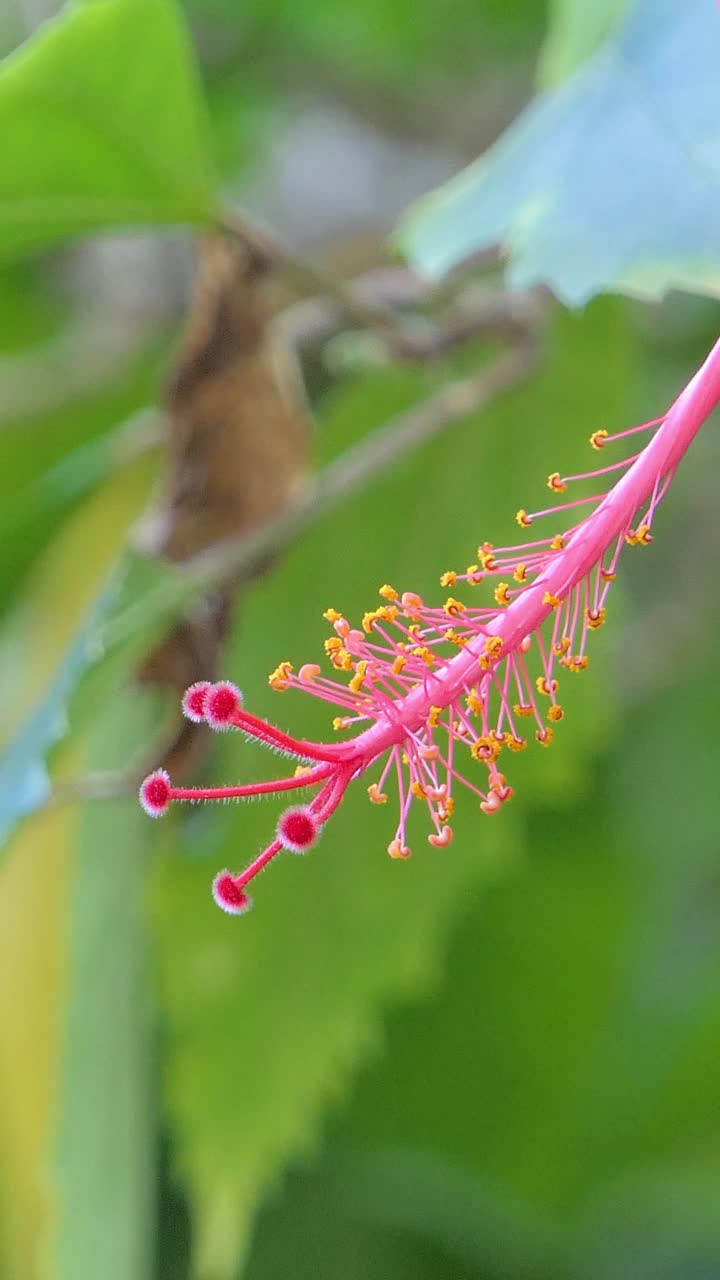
1, 2, 719, 1280
0, 0, 216, 260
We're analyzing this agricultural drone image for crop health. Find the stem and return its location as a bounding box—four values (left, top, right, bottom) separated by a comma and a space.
353, 334, 720, 766
108, 343, 537, 649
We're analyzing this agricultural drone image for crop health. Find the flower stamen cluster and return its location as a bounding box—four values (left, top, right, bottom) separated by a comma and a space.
140, 337, 720, 915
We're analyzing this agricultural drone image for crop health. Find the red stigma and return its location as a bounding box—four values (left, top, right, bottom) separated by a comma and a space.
182, 680, 213, 723
277, 805, 320, 853
139, 769, 171, 817
212, 871, 252, 915
205, 681, 243, 729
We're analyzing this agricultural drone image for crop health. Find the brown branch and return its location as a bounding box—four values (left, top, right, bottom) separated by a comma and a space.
218, 207, 422, 349
276, 270, 545, 362
107, 328, 541, 651
48, 296, 544, 809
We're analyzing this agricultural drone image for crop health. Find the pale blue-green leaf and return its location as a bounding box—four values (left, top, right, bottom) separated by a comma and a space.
538, 0, 629, 87
0, 579, 115, 843
0, 454, 156, 846
399, 0, 720, 305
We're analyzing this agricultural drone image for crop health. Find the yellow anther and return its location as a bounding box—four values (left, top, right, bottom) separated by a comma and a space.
412, 646, 436, 668
553, 636, 571, 656
332, 716, 351, 730
401, 591, 423, 614
349, 659, 369, 694
562, 654, 589, 672
379, 584, 398, 601
478, 544, 497, 571
391, 654, 408, 675
504, 733, 527, 752
490, 770, 509, 791
387, 838, 411, 860
484, 635, 503, 659
535, 675, 558, 696
410, 781, 426, 800
542, 592, 562, 609
294, 765, 312, 777
330, 648, 353, 671
438, 796, 455, 821
547, 472, 567, 493
516, 509, 532, 528
547, 704, 564, 723
427, 705, 442, 728
590, 429, 608, 450
324, 636, 342, 654
600, 568, 617, 582
550, 534, 565, 552
626, 523, 651, 547
443, 596, 466, 617
471, 735, 502, 763
536, 726, 554, 746
323, 607, 342, 622
362, 605, 397, 632
513, 702, 535, 718
513, 564, 527, 583
494, 582, 511, 606
268, 660, 293, 691
490, 772, 512, 798
466, 691, 483, 715
444, 629, 468, 648
586, 607, 606, 630
367, 783, 388, 805
440, 570, 457, 588
465, 564, 483, 584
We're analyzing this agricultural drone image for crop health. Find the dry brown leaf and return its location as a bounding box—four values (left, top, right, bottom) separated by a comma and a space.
137, 232, 313, 774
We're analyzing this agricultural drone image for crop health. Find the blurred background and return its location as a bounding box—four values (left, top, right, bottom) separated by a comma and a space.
2, 2, 720, 1279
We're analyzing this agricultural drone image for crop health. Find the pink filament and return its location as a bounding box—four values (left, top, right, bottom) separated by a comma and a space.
139, 335, 720, 913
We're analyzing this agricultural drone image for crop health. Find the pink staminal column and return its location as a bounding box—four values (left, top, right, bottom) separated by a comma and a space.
139, 336, 720, 916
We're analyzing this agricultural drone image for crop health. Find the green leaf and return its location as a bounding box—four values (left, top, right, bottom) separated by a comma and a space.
398, 0, 720, 305
0, 751, 79, 1280
288, 389, 720, 1278
0, 338, 167, 611
538, 0, 629, 87
50, 688, 159, 1280
0, 0, 217, 261
246, 1146, 566, 1280
0, 664, 160, 1280
579, 1164, 720, 1279
151, 301, 631, 1278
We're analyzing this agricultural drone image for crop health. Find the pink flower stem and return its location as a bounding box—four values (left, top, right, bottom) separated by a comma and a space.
348, 334, 720, 772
